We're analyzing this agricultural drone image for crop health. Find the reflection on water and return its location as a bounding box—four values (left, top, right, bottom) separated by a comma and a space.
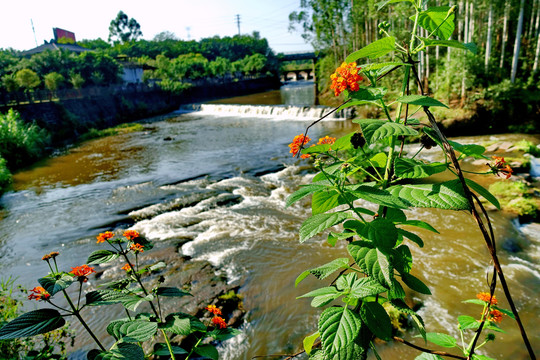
0, 84, 539, 359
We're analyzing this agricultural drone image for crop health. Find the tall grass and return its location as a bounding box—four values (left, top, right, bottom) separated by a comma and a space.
0, 109, 50, 170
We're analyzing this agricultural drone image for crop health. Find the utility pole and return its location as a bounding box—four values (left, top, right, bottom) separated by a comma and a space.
235, 14, 241, 35
30, 19, 38, 46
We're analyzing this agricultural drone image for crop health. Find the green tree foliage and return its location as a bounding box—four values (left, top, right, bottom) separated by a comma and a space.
15, 68, 40, 91
208, 56, 232, 77
0, 109, 50, 169
1, 74, 19, 93
108, 11, 143, 44
76, 52, 121, 85
69, 73, 85, 89
78, 38, 111, 50
44, 72, 64, 92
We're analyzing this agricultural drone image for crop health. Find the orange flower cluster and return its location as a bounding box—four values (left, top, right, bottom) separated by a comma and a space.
205, 304, 222, 316
70, 264, 96, 282
28, 286, 50, 301
488, 309, 503, 323
42, 251, 60, 261
96, 231, 114, 244
330, 62, 362, 97
123, 230, 140, 240
317, 136, 336, 146
121, 263, 132, 271
476, 292, 498, 305
211, 316, 227, 329
489, 156, 513, 179
130, 243, 144, 253
288, 134, 311, 158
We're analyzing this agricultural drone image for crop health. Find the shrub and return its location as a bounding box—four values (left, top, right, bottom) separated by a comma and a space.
0, 109, 51, 170
0, 156, 11, 193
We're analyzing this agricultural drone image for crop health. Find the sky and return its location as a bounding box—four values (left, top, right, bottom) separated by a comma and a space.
0, 0, 313, 54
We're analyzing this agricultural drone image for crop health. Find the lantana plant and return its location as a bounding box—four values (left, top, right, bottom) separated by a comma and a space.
0, 230, 240, 359
286, 1, 534, 359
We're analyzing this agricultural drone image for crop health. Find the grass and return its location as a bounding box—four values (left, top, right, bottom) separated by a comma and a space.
79, 122, 145, 142
489, 180, 539, 219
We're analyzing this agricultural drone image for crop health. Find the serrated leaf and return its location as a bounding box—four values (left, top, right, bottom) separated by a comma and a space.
303, 331, 320, 355
415, 354, 445, 360
38, 274, 74, 296
312, 189, 341, 215
465, 178, 500, 209
147, 261, 166, 272
85, 290, 137, 307
159, 313, 205, 335
350, 185, 409, 209
153, 343, 188, 356
472, 355, 496, 360
350, 87, 387, 102
87, 250, 120, 265
119, 320, 158, 342
425, 332, 457, 348
448, 140, 487, 159
300, 212, 352, 242
346, 37, 396, 62
397, 95, 448, 108
318, 306, 363, 357
95, 343, 144, 360
359, 62, 409, 71
388, 180, 470, 210
457, 315, 480, 330
389, 278, 406, 299
207, 328, 242, 341
463, 299, 489, 306
397, 228, 424, 247
0, 309, 65, 340
310, 258, 350, 281
295, 270, 311, 287
360, 302, 392, 340
298, 287, 342, 307
286, 184, 328, 208
194, 344, 219, 360
394, 245, 413, 274
107, 319, 129, 340
364, 218, 399, 249
402, 273, 431, 294
349, 277, 388, 298
348, 242, 393, 287
353, 119, 419, 144
418, 37, 477, 53
394, 158, 447, 179
155, 287, 192, 298
414, 6, 455, 40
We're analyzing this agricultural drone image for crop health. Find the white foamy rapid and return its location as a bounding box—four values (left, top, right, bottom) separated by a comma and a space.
176, 103, 349, 120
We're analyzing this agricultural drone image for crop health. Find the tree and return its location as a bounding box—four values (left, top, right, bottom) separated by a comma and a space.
153, 31, 178, 41
69, 73, 85, 89
15, 69, 40, 91
511, 0, 526, 82
108, 11, 143, 44
44, 72, 64, 92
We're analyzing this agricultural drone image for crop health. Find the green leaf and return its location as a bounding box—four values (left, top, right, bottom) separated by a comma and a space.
346, 37, 396, 62
425, 332, 457, 348
391, 299, 426, 341
87, 250, 120, 265
122, 295, 152, 312
85, 290, 137, 306
298, 286, 342, 308
418, 37, 477, 53
400, 220, 439, 233
350, 87, 387, 101
353, 119, 418, 144
465, 178, 500, 209
359, 62, 409, 71
389, 278, 406, 299
401, 273, 431, 294
95, 343, 145, 360
107, 319, 129, 340
153, 343, 188, 356
350, 185, 408, 209
360, 302, 392, 340
397, 228, 424, 247
194, 344, 219, 360
155, 287, 192, 298
309, 258, 351, 281
415, 354, 445, 360
349, 277, 388, 298
493, 306, 515, 320
303, 331, 320, 355
370, 152, 388, 168
38, 274, 74, 296
463, 299, 489, 306
388, 180, 470, 210
394, 158, 447, 179
0, 309, 65, 340
159, 313, 205, 335
397, 95, 448, 108
448, 140, 487, 159
318, 306, 363, 357
348, 242, 393, 287
472, 355, 496, 360
393, 245, 413, 274
312, 189, 341, 215
286, 184, 328, 208
300, 212, 352, 242
207, 328, 242, 341
331, 132, 356, 152
457, 315, 480, 331
119, 320, 158, 342
415, 6, 455, 40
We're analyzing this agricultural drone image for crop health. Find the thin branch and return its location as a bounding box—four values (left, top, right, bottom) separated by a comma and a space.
393, 336, 466, 359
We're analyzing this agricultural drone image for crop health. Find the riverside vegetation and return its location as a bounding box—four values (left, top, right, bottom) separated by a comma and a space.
285, 1, 536, 359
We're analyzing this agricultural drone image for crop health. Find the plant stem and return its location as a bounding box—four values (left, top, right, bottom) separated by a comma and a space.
186, 335, 203, 360
160, 329, 176, 360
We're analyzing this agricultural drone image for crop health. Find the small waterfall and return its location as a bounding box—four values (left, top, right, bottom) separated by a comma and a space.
530, 156, 540, 177
176, 103, 351, 120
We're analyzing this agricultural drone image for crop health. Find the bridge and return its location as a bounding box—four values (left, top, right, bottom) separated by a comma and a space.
278, 52, 319, 82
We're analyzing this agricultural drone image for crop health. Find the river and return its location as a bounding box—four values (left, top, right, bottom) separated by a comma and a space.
0, 81, 538, 359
